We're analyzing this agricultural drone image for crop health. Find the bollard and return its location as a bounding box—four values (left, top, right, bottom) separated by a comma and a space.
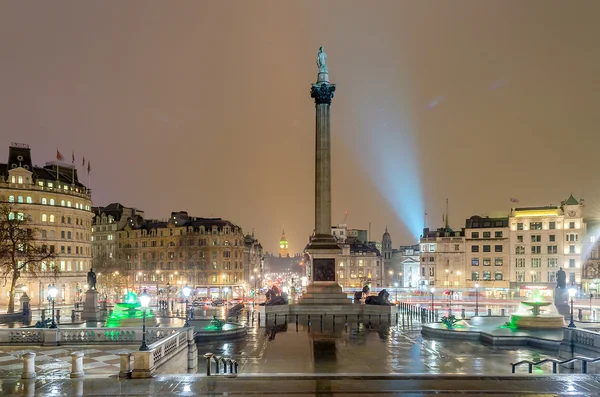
296, 314, 299, 324
265, 313, 268, 325
284, 314, 288, 323
257, 312, 260, 326
320, 314, 323, 325
308, 315, 311, 326
247, 311, 250, 322
119, 352, 131, 378
487, 308, 492, 316
21, 352, 36, 379
395, 313, 398, 324
71, 310, 76, 320
274, 314, 277, 325
388, 313, 391, 323
70, 352, 85, 378
578, 308, 583, 321
333, 314, 336, 324
56, 309, 61, 324
501, 309, 506, 316
461, 308, 466, 319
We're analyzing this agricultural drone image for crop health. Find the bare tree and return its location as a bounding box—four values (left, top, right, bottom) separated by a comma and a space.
93, 253, 132, 298
0, 199, 57, 313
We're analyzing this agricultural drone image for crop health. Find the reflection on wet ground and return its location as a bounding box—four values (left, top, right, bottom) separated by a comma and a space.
195, 315, 564, 375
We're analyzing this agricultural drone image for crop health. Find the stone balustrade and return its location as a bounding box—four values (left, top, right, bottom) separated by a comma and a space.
0, 327, 181, 346
130, 327, 196, 379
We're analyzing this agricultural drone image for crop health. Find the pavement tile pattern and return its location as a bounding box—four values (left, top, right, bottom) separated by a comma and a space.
0, 346, 136, 377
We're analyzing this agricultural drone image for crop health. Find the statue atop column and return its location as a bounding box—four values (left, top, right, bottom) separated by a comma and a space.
87, 268, 97, 290
316, 47, 328, 73
556, 267, 566, 289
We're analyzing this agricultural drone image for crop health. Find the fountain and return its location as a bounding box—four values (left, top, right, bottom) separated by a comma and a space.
105, 291, 157, 328
507, 290, 565, 329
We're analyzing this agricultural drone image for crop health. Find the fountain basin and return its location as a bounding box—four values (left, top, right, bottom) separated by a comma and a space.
190, 319, 246, 341
509, 314, 565, 329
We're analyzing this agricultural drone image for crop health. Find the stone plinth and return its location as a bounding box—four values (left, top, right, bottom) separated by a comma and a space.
301, 283, 350, 305
82, 289, 101, 321
554, 288, 570, 316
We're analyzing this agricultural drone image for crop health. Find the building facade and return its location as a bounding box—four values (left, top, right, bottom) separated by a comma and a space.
464, 216, 510, 296
336, 241, 383, 289
419, 227, 466, 289
93, 210, 261, 299
509, 195, 585, 298
0, 143, 94, 306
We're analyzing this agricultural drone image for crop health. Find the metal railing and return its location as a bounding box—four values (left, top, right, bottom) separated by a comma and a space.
203, 352, 238, 376
511, 356, 600, 374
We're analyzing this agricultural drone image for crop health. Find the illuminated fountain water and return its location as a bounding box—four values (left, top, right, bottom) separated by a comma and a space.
105, 291, 157, 328
507, 290, 565, 330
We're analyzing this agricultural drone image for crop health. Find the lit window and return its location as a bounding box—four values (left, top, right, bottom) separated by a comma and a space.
49, 215, 55, 223
42, 198, 47, 205
67, 201, 71, 207
17, 176, 23, 184
17, 213, 24, 221
48, 182, 53, 188
17, 196, 23, 203
61, 200, 65, 206
50, 199, 55, 205
26, 197, 32, 204
8, 212, 15, 220
42, 214, 47, 222
8, 196, 14, 202
11, 176, 16, 183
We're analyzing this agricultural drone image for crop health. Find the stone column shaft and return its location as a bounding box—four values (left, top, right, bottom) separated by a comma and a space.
315, 102, 332, 236
310, 82, 336, 242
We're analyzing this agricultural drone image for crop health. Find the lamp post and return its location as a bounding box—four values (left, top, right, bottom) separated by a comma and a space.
139, 288, 151, 351
568, 287, 576, 328
394, 282, 398, 304
475, 283, 479, 316
48, 284, 58, 328
182, 285, 191, 327
430, 287, 435, 311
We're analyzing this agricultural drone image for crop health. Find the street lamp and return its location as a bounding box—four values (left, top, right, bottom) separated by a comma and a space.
430, 287, 435, 311
394, 282, 398, 304
475, 283, 479, 316
568, 287, 577, 328
223, 287, 230, 302
139, 288, 151, 351
182, 285, 191, 327
48, 284, 58, 328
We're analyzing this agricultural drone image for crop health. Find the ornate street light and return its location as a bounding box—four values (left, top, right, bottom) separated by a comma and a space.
182, 285, 191, 327
139, 288, 151, 351
568, 287, 577, 328
48, 284, 59, 328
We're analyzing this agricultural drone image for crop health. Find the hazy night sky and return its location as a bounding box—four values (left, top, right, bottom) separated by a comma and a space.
1, 1, 599, 253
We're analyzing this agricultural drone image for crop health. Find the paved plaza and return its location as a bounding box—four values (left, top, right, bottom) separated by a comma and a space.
2, 374, 600, 396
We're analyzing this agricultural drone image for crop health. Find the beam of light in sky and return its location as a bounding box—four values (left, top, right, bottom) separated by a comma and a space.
348, 100, 424, 240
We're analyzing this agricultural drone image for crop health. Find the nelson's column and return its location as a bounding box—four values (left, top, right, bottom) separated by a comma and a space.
300, 47, 351, 305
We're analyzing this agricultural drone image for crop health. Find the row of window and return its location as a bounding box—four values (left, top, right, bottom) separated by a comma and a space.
516, 270, 576, 283
471, 245, 503, 253
515, 245, 577, 254
8, 195, 90, 210
471, 271, 503, 281
134, 273, 243, 284
40, 213, 88, 227
41, 244, 90, 256
516, 234, 578, 243
471, 258, 504, 266
118, 228, 241, 239
516, 221, 578, 230
471, 231, 503, 238
40, 229, 90, 241
515, 258, 577, 268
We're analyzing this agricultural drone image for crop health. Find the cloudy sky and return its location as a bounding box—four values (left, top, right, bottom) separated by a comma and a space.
1, 0, 599, 253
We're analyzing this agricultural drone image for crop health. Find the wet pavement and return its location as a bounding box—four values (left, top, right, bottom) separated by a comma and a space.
2, 374, 600, 396
195, 315, 562, 375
